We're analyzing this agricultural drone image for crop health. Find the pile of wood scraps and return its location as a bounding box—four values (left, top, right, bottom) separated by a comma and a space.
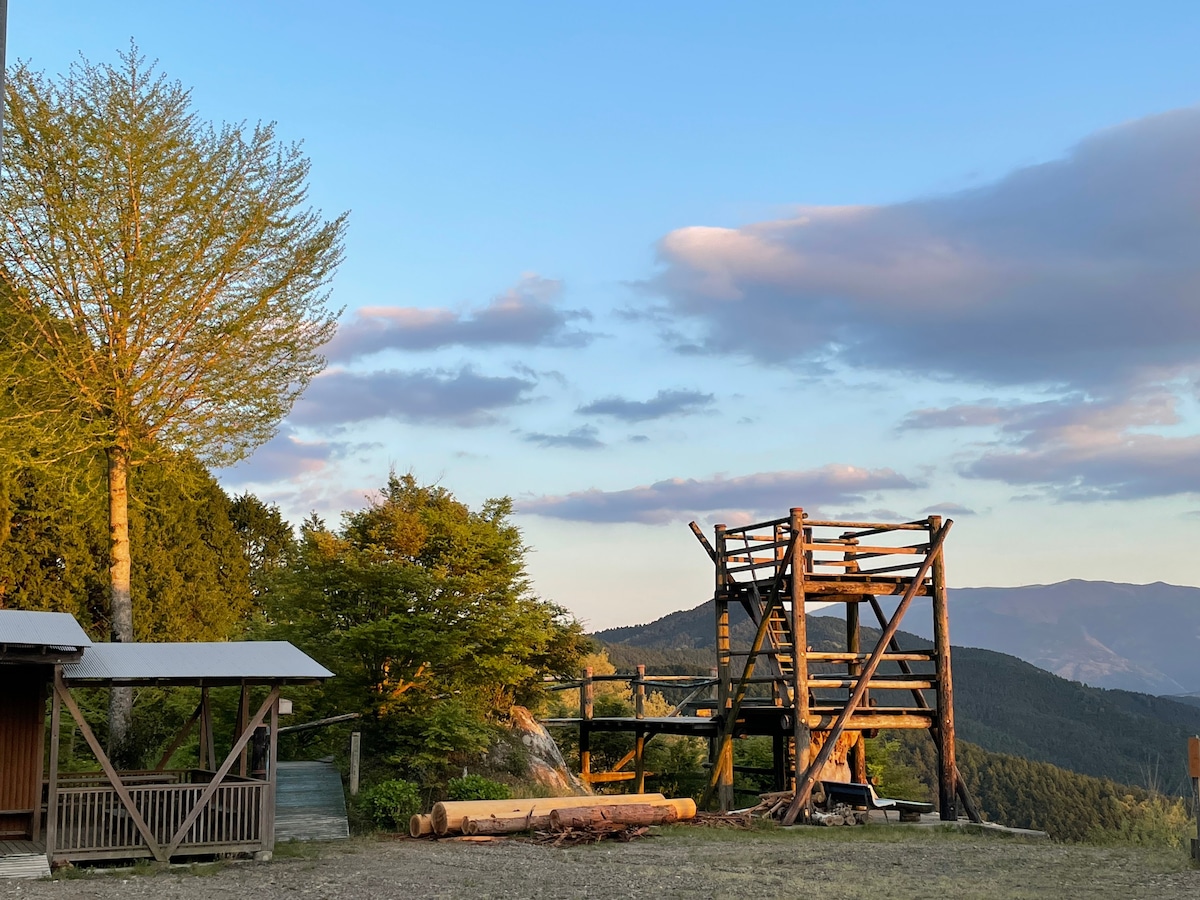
744, 786, 869, 826
409, 793, 697, 845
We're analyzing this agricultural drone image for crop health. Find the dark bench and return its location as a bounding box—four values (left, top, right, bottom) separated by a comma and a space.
819, 781, 934, 821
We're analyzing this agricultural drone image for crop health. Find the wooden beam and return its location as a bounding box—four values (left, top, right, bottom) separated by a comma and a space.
930, 515, 958, 821
867, 596, 933, 711
782, 519, 952, 825
789, 508, 811, 823
165, 687, 279, 858
263, 692, 279, 853
155, 697, 205, 771
44, 670, 61, 866
688, 521, 717, 562
52, 671, 166, 861
237, 682, 250, 778
633, 665, 646, 795
955, 765, 982, 823
714, 523, 733, 810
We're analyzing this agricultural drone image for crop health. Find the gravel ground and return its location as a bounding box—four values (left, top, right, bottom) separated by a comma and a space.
2, 828, 1198, 900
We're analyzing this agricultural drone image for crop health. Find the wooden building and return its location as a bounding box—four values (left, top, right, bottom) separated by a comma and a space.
548, 507, 980, 825
0, 610, 332, 870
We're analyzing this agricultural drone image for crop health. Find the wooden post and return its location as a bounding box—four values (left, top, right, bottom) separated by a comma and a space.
237, 682, 250, 777
929, 515, 958, 821
580, 667, 594, 785
263, 692, 280, 854
789, 508, 811, 822
633, 665, 646, 794
772, 732, 787, 792
31, 678, 47, 843
44, 670, 61, 867
349, 732, 361, 796
714, 523, 734, 811
844, 535, 867, 785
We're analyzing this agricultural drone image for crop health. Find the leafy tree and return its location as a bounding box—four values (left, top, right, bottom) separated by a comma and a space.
260, 473, 585, 780
0, 46, 345, 748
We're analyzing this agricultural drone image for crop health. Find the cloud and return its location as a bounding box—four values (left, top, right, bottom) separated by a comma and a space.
219, 429, 347, 485
291, 367, 536, 427
578, 389, 715, 422
912, 391, 1200, 500
922, 502, 976, 516
522, 425, 605, 450
325, 275, 596, 361
899, 404, 1009, 430
648, 107, 1200, 392
519, 465, 919, 524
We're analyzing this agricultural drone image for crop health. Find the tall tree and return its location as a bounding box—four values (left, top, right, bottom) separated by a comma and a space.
0, 46, 345, 748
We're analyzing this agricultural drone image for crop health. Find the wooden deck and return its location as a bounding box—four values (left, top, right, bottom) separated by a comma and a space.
0, 840, 49, 879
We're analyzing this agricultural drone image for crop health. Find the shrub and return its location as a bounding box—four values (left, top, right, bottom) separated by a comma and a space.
447, 774, 512, 801
360, 779, 422, 830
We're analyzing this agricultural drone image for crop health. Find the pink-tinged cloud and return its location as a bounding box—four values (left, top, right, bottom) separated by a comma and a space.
648, 107, 1200, 392
911, 391, 1200, 500
325, 275, 595, 361
219, 429, 345, 485
519, 465, 919, 524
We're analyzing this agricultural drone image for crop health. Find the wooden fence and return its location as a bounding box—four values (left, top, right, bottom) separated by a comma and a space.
50, 771, 264, 859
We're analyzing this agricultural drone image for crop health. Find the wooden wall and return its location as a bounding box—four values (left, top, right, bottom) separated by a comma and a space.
0, 666, 49, 839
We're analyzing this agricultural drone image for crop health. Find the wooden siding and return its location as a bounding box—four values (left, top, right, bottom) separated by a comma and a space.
0, 667, 48, 839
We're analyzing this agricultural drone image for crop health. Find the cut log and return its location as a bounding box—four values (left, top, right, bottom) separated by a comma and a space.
431, 793, 667, 835
409, 814, 433, 838
550, 803, 678, 830
465, 814, 552, 835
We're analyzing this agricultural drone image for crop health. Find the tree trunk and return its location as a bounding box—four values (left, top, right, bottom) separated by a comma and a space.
106, 445, 134, 758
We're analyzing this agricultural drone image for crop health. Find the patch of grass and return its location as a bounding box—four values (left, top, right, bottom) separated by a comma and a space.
273, 840, 324, 859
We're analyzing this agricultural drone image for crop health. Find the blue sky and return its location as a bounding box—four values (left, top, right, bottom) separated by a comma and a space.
14, 2, 1200, 629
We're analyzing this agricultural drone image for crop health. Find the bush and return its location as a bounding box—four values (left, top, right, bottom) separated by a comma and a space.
360, 779, 422, 830
447, 774, 512, 801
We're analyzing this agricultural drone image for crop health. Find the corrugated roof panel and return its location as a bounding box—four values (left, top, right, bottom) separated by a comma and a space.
0, 610, 92, 649
63, 641, 333, 683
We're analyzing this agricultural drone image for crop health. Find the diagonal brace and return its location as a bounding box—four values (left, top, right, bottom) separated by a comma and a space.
53, 671, 167, 861
165, 686, 278, 858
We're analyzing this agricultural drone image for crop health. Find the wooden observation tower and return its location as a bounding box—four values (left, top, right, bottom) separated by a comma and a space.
695, 508, 973, 823
543, 506, 979, 824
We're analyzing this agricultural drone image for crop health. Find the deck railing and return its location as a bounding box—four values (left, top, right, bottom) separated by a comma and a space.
51, 777, 264, 858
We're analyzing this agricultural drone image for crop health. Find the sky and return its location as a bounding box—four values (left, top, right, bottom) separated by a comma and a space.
12, 2, 1200, 630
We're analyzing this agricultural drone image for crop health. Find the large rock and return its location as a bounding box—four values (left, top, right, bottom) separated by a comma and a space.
488, 706, 589, 795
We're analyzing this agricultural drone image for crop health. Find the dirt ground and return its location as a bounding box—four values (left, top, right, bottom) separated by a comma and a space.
3, 826, 1198, 900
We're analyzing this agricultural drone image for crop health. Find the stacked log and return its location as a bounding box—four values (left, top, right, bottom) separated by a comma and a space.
409, 814, 434, 837
549, 801, 689, 830
422, 794, 697, 838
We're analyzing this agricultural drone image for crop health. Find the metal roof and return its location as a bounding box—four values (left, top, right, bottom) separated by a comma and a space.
0, 610, 93, 651
62, 641, 333, 685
